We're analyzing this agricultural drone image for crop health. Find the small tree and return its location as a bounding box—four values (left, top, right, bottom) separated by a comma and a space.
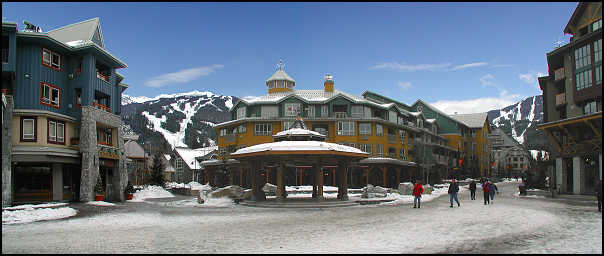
94, 175, 104, 195
150, 153, 165, 186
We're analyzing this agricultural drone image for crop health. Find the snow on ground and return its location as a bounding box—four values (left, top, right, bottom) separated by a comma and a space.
2, 202, 68, 211
86, 201, 117, 206
129, 185, 175, 202
2, 206, 77, 225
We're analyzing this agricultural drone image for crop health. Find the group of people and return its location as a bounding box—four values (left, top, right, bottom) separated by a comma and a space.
411, 178, 499, 209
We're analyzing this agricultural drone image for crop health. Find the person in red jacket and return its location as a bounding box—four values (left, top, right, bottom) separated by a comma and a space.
413, 180, 424, 208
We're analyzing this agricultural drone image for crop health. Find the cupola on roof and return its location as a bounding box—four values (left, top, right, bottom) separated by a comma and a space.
266, 60, 295, 83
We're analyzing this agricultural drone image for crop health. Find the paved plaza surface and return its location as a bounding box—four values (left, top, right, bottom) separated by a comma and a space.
2, 182, 601, 254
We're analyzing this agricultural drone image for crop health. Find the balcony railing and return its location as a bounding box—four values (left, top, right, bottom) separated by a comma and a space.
555, 93, 566, 106
93, 102, 112, 113
334, 112, 347, 118
96, 72, 109, 82
554, 67, 565, 81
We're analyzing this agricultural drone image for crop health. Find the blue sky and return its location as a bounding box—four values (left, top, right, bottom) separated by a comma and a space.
3, 2, 578, 114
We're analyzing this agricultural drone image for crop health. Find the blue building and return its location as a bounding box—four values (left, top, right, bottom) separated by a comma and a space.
2, 18, 129, 206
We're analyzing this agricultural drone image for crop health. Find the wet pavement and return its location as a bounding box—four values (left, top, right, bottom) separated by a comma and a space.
2, 182, 601, 254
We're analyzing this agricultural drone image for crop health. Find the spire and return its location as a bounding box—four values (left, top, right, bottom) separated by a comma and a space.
277, 59, 284, 71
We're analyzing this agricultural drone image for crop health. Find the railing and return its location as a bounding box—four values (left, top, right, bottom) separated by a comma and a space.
224, 134, 237, 143
555, 93, 566, 106
1, 48, 7, 64
97, 140, 113, 147
93, 102, 112, 113
96, 72, 109, 82
554, 67, 565, 81
334, 112, 347, 118
70, 137, 80, 146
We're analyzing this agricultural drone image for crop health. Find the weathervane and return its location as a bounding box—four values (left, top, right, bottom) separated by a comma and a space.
554, 38, 564, 49
276, 59, 284, 71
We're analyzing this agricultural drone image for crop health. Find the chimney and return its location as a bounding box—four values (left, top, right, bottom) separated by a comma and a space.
324, 74, 334, 92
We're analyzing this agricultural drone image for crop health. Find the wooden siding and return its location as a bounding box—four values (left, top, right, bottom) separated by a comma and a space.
2, 29, 17, 72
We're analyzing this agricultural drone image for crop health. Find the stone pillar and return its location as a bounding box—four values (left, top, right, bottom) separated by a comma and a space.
314, 163, 324, 200
2, 95, 13, 206
117, 125, 126, 202
52, 163, 63, 201
250, 161, 262, 201
572, 156, 583, 194
599, 153, 602, 180
555, 157, 564, 193
277, 163, 285, 200
80, 108, 98, 202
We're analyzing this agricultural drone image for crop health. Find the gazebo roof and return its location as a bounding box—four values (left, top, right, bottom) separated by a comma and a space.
230, 141, 369, 158
359, 157, 418, 167
273, 128, 325, 138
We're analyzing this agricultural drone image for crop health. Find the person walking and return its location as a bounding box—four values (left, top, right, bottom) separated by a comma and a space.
488, 181, 499, 203
596, 179, 602, 212
448, 179, 460, 208
469, 180, 477, 200
413, 180, 424, 209
482, 179, 490, 205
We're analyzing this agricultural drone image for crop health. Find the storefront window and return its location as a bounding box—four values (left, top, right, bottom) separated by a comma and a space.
14, 165, 52, 202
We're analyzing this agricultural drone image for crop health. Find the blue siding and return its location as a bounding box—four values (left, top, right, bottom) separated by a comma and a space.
2, 30, 17, 73
91, 27, 103, 47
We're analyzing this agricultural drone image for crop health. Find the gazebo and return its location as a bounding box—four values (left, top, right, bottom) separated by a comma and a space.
229, 117, 369, 201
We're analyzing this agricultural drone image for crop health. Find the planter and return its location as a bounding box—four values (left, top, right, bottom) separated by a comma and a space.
127, 193, 133, 200
95, 194, 105, 201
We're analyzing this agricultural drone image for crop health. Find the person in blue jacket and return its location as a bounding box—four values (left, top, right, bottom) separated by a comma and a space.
448, 179, 460, 208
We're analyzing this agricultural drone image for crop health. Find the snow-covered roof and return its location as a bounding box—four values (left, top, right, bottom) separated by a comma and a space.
174, 146, 217, 170
267, 68, 295, 83
426, 119, 436, 123
274, 128, 325, 137
124, 140, 145, 159
230, 141, 368, 157
200, 159, 241, 166
359, 157, 418, 166
450, 112, 488, 128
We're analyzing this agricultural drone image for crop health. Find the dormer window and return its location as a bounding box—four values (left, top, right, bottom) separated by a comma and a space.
41, 48, 61, 71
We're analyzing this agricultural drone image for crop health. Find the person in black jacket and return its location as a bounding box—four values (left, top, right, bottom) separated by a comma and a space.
469, 180, 477, 200
448, 179, 460, 208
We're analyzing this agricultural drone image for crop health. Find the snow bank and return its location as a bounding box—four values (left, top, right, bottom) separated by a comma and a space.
86, 201, 117, 206
130, 185, 175, 202
188, 181, 212, 192
2, 207, 77, 225
2, 202, 69, 211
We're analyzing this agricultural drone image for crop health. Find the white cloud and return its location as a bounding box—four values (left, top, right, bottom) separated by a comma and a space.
519, 71, 547, 90
371, 62, 452, 72
398, 81, 412, 90
480, 74, 495, 87
491, 64, 513, 68
450, 62, 488, 71
242, 95, 259, 101
145, 64, 224, 88
430, 88, 524, 115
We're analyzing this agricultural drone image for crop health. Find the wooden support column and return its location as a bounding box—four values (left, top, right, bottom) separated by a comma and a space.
299, 168, 303, 186
251, 160, 266, 201
382, 167, 387, 187
365, 167, 369, 186
337, 161, 349, 201
332, 168, 336, 186
228, 167, 234, 186
317, 166, 324, 200
239, 167, 243, 186
396, 167, 401, 188
312, 164, 317, 198
277, 163, 285, 200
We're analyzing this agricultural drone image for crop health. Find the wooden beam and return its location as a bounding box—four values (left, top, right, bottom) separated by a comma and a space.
560, 126, 576, 144
538, 114, 602, 130
277, 163, 285, 200
544, 129, 562, 153
584, 119, 601, 140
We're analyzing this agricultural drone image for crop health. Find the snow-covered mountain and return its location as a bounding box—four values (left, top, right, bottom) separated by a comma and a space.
487, 95, 548, 149
121, 90, 238, 151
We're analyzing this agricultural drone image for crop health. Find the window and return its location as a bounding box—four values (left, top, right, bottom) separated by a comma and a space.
595, 65, 602, 85
261, 105, 278, 118
255, 123, 272, 136
220, 129, 227, 136
284, 103, 301, 116
337, 121, 355, 136
321, 105, 329, 117
238, 124, 247, 134
360, 144, 372, 155
376, 124, 383, 136
359, 123, 371, 135
21, 116, 37, 142
237, 107, 246, 119
306, 105, 315, 118
41, 48, 61, 71
313, 126, 328, 137
341, 142, 355, 148
75, 89, 82, 108
583, 101, 601, 115
47, 119, 65, 144
575, 44, 591, 70
400, 147, 406, 159
576, 69, 593, 90
40, 82, 60, 108
283, 121, 294, 131
595, 39, 602, 63
593, 19, 602, 32
399, 129, 405, 141
376, 144, 384, 157
351, 105, 364, 118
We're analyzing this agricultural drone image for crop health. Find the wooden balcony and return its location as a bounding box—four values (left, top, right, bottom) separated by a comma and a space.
555, 93, 566, 106
96, 72, 109, 82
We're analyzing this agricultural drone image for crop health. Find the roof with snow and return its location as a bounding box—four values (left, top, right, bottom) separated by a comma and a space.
450, 112, 488, 128
47, 17, 104, 48
274, 128, 325, 138
230, 141, 369, 158
359, 157, 418, 167
267, 68, 295, 83
124, 140, 145, 159
174, 146, 218, 170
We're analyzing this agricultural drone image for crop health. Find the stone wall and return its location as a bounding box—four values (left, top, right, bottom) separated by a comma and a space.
2, 96, 13, 206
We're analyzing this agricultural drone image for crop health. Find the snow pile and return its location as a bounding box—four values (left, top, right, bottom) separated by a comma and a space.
130, 185, 175, 202
86, 201, 117, 206
286, 185, 339, 193
2, 202, 68, 211
2, 206, 77, 225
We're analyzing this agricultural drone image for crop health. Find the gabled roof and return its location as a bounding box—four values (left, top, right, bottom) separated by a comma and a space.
47, 17, 104, 48
266, 69, 295, 83
174, 146, 217, 170
450, 112, 488, 129
124, 140, 145, 159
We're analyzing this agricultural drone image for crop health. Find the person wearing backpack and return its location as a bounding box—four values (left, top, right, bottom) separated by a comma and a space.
469, 180, 477, 200
448, 179, 460, 208
489, 181, 499, 202
413, 180, 424, 209
483, 179, 490, 205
